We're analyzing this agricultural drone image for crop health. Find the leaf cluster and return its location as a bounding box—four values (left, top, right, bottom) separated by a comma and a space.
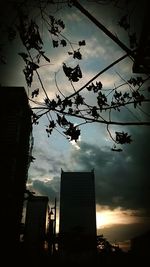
18, 52, 40, 87
17, 17, 43, 51
115, 131, 132, 144
63, 63, 82, 82
46, 114, 80, 142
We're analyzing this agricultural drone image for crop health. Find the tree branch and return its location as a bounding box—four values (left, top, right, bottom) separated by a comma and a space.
72, 0, 136, 58
63, 53, 130, 102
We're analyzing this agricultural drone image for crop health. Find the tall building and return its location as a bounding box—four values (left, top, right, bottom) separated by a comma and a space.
133, 1, 150, 74
1, 87, 32, 259
24, 196, 49, 262
59, 170, 97, 263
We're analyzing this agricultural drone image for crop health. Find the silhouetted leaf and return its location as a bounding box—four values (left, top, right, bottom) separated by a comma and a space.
132, 90, 145, 106
63, 63, 74, 77
48, 16, 65, 36
57, 19, 65, 29
91, 106, 99, 118
128, 77, 143, 87
52, 40, 59, 47
50, 99, 57, 109
115, 131, 132, 144
123, 92, 130, 99
31, 112, 39, 124
56, 95, 62, 106
61, 116, 69, 126
18, 18, 43, 51
86, 83, 94, 91
60, 39, 67, 47
97, 91, 107, 110
63, 63, 82, 82
64, 124, 80, 142
62, 98, 73, 110
75, 94, 84, 106
46, 120, 56, 136
31, 88, 39, 98
49, 120, 56, 128
57, 114, 69, 126
93, 81, 103, 92
79, 40, 86, 46
73, 50, 82, 60
46, 128, 53, 137
114, 90, 122, 100
23, 61, 39, 87
86, 81, 102, 92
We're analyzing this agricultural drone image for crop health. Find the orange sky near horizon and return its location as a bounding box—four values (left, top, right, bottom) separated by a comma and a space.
96, 206, 140, 229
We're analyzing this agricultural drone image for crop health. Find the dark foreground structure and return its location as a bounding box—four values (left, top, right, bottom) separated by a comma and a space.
59, 170, 97, 265
23, 196, 49, 265
1, 87, 32, 263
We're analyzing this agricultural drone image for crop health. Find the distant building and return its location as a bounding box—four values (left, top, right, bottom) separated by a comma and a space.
1, 87, 32, 257
59, 170, 97, 263
24, 196, 49, 258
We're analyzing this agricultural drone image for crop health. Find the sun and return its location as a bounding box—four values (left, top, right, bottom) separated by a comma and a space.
96, 210, 113, 228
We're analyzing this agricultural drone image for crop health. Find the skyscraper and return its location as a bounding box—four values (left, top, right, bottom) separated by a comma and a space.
1, 87, 32, 259
59, 170, 97, 263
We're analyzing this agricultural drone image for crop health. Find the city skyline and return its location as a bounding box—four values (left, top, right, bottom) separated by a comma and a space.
1, 0, 150, 253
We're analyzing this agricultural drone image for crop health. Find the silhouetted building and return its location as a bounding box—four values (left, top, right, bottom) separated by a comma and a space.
130, 230, 150, 260
59, 170, 97, 264
1, 87, 32, 259
24, 196, 49, 261
133, 1, 150, 74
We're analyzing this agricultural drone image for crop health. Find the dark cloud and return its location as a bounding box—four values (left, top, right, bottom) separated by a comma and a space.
71, 126, 150, 215
31, 177, 60, 204
30, 146, 69, 177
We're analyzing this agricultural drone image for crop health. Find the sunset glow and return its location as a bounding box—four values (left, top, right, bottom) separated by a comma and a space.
96, 207, 139, 229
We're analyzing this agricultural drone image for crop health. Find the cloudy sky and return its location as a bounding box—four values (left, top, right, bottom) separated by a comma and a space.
1, 0, 150, 251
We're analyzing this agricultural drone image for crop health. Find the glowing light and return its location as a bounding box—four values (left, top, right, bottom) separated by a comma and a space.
96, 207, 139, 229
96, 210, 114, 228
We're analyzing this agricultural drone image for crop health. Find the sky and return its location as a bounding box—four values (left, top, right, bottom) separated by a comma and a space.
1, 0, 150, 251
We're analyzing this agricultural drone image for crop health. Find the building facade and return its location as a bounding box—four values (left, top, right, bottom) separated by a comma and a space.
59, 170, 97, 263
23, 196, 49, 266
1, 87, 32, 259
24, 196, 49, 262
